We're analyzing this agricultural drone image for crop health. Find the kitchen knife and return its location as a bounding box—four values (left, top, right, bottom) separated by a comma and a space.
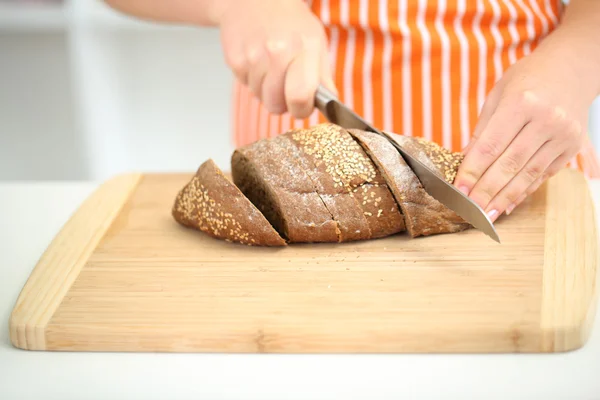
314, 85, 500, 243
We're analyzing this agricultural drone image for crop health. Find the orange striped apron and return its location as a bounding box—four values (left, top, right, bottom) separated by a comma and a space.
232, 0, 600, 178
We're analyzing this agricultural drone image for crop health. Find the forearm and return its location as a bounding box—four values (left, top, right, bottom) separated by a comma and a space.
103, 0, 232, 26
542, 0, 600, 96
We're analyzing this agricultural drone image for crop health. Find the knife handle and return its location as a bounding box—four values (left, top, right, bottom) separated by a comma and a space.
314, 84, 338, 119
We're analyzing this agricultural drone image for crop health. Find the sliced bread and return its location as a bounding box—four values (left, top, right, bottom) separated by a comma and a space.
285, 124, 405, 241
172, 159, 286, 246
348, 129, 471, 238
231, 136, 340, 243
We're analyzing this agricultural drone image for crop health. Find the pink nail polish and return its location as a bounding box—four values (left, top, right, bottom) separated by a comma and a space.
487, 209, 498, 221
458, 185, 470, 196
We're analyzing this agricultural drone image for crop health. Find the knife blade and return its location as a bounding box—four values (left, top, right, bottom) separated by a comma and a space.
314, 85, 500, 243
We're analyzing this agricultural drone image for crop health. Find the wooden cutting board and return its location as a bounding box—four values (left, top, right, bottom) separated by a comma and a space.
9, 168, 599, 353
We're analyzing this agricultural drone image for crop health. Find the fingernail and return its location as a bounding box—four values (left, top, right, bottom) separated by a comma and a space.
506, 203, 516, 216
458, 185, 470, 196
487, 209, 498, 221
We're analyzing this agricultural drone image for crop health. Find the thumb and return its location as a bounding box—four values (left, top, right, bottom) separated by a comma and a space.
319, 42, 338, 97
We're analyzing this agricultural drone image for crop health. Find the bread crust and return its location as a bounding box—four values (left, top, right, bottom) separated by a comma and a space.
172, 159, 286, 246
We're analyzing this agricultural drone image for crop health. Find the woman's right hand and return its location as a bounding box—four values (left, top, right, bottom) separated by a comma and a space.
218, 0, 337, 119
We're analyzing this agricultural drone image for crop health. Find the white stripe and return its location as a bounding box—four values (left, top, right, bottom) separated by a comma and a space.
341, 1, 355, 108
235, 83, 243, 144
360, 0, 374, 124
473, 0, 487, 112
399, 0, 412, 136
343, 28, 356, 109
488, 0, 504, 83
340, 0, 349, 27
416, 0, 432, 141
529, 0, 549, 38
270, 114, 279, 138
281, 112, 292, 134
513, 0, 536, 55
380, 0, 393, 132
309, 109, 319, 127
293, 117, 304, 129
435, 0, 451, 149
249, 94, 260, 139
544, 0, 559, 28
241, 86, 250, 143
259, 106, 269, 138
501, 0, 519, 65
320, 0, 330, 25
455, 0, 470, 149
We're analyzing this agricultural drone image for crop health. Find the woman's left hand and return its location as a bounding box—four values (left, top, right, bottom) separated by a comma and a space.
453, 30, 600, 222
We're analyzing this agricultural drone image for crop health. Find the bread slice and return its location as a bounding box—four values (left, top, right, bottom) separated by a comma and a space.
348, 130, 471, 237
285, 124, 405, 241
388, 134, 463, 183
172, 159, 286, 246
231, 136, 340, 243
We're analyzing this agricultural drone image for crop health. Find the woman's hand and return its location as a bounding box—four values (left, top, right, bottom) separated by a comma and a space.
453, 27, 600, 222
218, 0, 336, 119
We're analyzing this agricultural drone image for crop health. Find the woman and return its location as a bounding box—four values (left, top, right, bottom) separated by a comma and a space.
106, 0, 600, 221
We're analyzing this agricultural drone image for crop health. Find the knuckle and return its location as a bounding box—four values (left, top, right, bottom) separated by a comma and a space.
225, 52, 247, 76
245, 45, 263, 66
474, 139, 503, 160
517, 90, 539, 109
522, 162, 545, 182
549, 105, 568, 125
265, 39, 291, 59
498, 154, 522, 176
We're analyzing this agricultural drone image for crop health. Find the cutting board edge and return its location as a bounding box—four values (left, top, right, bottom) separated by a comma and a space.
540, 168, 599, 352
9, 173, 143, 351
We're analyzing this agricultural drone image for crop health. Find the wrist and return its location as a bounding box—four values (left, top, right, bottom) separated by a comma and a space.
538, 27, 600, 99
213, 0, 309, 26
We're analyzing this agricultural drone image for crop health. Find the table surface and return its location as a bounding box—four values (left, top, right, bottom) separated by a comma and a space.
1, 179, 600, 400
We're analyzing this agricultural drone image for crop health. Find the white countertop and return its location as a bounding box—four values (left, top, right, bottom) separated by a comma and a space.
1, 179, 600, 400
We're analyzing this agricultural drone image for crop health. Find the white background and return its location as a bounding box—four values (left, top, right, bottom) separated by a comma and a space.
1, 0, 599, 181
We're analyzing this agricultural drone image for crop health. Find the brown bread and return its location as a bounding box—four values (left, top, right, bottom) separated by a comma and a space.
231, 136, 340, 243
284, 124, 405, 241
172, 159, 286, 246
348, 129, 471, 238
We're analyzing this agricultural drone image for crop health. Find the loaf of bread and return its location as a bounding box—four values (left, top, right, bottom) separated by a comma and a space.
172, 123, 472, 246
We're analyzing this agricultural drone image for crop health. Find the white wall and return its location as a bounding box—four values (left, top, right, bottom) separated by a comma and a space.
0, 0, 235, 181
0, 31, 87, 180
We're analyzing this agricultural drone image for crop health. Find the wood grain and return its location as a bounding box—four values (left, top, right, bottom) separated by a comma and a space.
541, 168, 599, 352
9, 173, 142, 350
9, 169, 598, 353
